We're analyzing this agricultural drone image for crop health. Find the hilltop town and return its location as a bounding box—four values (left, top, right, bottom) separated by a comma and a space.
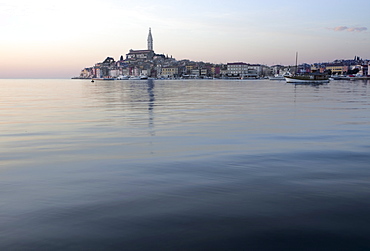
76, 28, 370, 79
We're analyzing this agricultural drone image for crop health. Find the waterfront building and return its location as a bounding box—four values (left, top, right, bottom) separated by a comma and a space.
249, 64, 267, 77
109, 69, 119, 77
186, 65, 194, 73
94, 67, 101, 78
297, 63, 311, 74
161, 67, 179, 78
219, 65, 228, 78
312, 63, 326, 73
326, 63, 348, 75
227, 62, 248, 78
129, 67, 142, 76
270, 65, 285, 76
227, 62, 258, 78
200, 68, 208, 77
211, 66, 221, 77
190, 69, 200, 78
119, 68, 129, 76
79, 67, 93, 78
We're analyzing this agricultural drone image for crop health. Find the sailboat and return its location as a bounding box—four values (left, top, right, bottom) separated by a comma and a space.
285, 52, 330, 84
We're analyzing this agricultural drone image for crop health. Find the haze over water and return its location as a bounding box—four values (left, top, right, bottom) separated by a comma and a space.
1, 79, 370, 250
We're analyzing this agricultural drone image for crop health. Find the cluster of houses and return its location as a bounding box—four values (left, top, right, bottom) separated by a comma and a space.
76, 29, 370, 79
293, 56, 369, 77
78, 56, 273, 79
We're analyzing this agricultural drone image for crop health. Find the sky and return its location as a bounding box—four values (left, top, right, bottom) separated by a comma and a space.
1, 0, 369, 78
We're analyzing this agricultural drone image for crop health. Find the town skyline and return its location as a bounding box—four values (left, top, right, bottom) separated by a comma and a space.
77, 28, 369, 80
1, 0, 369, 78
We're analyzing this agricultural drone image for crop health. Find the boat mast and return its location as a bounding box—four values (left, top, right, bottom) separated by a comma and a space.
295, 52, 298, 74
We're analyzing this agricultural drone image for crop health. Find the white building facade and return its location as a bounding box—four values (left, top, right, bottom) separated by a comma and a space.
227, 62, 258, 78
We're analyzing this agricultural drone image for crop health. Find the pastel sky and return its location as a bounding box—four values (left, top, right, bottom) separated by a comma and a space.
1, 0, 369, 78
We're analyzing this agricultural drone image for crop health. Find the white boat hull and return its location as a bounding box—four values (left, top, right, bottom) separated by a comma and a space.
269, 77, 285, 81
285, 77, 330, 84
116, 75, 129, 80
92, 78, 115, 81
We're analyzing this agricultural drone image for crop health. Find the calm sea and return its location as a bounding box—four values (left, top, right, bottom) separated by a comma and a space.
1, 79, 370, 250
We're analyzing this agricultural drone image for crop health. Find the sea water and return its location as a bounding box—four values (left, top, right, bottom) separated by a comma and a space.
1, 79, 370, 250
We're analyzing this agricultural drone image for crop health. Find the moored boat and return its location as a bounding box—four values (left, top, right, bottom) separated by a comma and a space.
129, 76, 141, 80
285, 74, 330, 84
269, 74, 286, 80
285, 52, 330, 84
92, 77, 115, 81
336, 76, 370, 81
116, 75, 129, 80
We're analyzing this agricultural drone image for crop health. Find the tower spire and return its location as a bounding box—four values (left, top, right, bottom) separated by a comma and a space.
147, 27, 153, 51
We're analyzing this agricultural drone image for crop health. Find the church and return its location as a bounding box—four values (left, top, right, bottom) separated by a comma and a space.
126, 28, 156, 61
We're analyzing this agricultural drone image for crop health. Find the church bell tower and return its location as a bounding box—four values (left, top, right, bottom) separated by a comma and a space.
147, 28, 153, 51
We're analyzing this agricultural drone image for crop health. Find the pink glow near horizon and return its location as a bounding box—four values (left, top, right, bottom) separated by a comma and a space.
1, 0, 369, 78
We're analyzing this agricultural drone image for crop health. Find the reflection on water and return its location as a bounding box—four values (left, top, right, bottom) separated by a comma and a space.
1, 79, 370, 250
147, 79, 155, 136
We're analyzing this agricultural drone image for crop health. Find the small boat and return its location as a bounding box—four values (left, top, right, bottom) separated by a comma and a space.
129, 76, 141, 80
285, 74, 330, 84
269, 75, 285, 81
285, 52, 329, 84
338, 76, 370, 81
92, 78, 115, 81
329, 75, 341, 80
116, 75, 129, 80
